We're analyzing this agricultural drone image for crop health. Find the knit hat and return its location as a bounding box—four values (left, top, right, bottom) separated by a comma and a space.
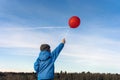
40, 44, 50, 52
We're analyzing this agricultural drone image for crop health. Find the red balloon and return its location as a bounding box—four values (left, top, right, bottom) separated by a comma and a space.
68, 16, 81, 28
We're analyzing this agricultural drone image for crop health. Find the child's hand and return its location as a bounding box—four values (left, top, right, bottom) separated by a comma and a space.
62, 38, 66, 44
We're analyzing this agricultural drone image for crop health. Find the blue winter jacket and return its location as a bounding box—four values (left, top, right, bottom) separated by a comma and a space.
34, 43, 64, 80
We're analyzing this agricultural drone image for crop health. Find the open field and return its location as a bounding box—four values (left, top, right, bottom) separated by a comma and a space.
0, 71, 120, 80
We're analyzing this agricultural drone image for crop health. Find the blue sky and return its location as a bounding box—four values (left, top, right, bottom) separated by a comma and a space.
0, 0, 120, 73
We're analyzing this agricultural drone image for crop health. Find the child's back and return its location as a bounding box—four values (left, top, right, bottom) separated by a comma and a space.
34, 38, 65, 80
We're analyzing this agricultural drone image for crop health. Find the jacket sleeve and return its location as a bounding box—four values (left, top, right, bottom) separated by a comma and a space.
51, 43, 64, 62
34, 58, 40, 73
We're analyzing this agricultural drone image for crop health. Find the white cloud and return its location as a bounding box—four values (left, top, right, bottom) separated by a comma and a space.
0, 24, 120, 73
0, 25, 68, 56
58, 32, 120, 73
0, 26, 62, 47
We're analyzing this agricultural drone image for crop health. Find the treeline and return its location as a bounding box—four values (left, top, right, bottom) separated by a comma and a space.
0, 72, 36, 80
0, 71, 120, 80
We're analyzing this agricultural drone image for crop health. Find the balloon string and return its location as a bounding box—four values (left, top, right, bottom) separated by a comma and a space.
64, 29, 70, 38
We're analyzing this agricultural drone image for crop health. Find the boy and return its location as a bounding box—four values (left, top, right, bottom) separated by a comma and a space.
34, 38, 65, 80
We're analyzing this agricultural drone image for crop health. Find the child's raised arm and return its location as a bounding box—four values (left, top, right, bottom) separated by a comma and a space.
51, 38, 66, 62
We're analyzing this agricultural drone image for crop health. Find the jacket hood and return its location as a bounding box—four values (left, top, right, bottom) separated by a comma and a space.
39, 51, 51, 61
